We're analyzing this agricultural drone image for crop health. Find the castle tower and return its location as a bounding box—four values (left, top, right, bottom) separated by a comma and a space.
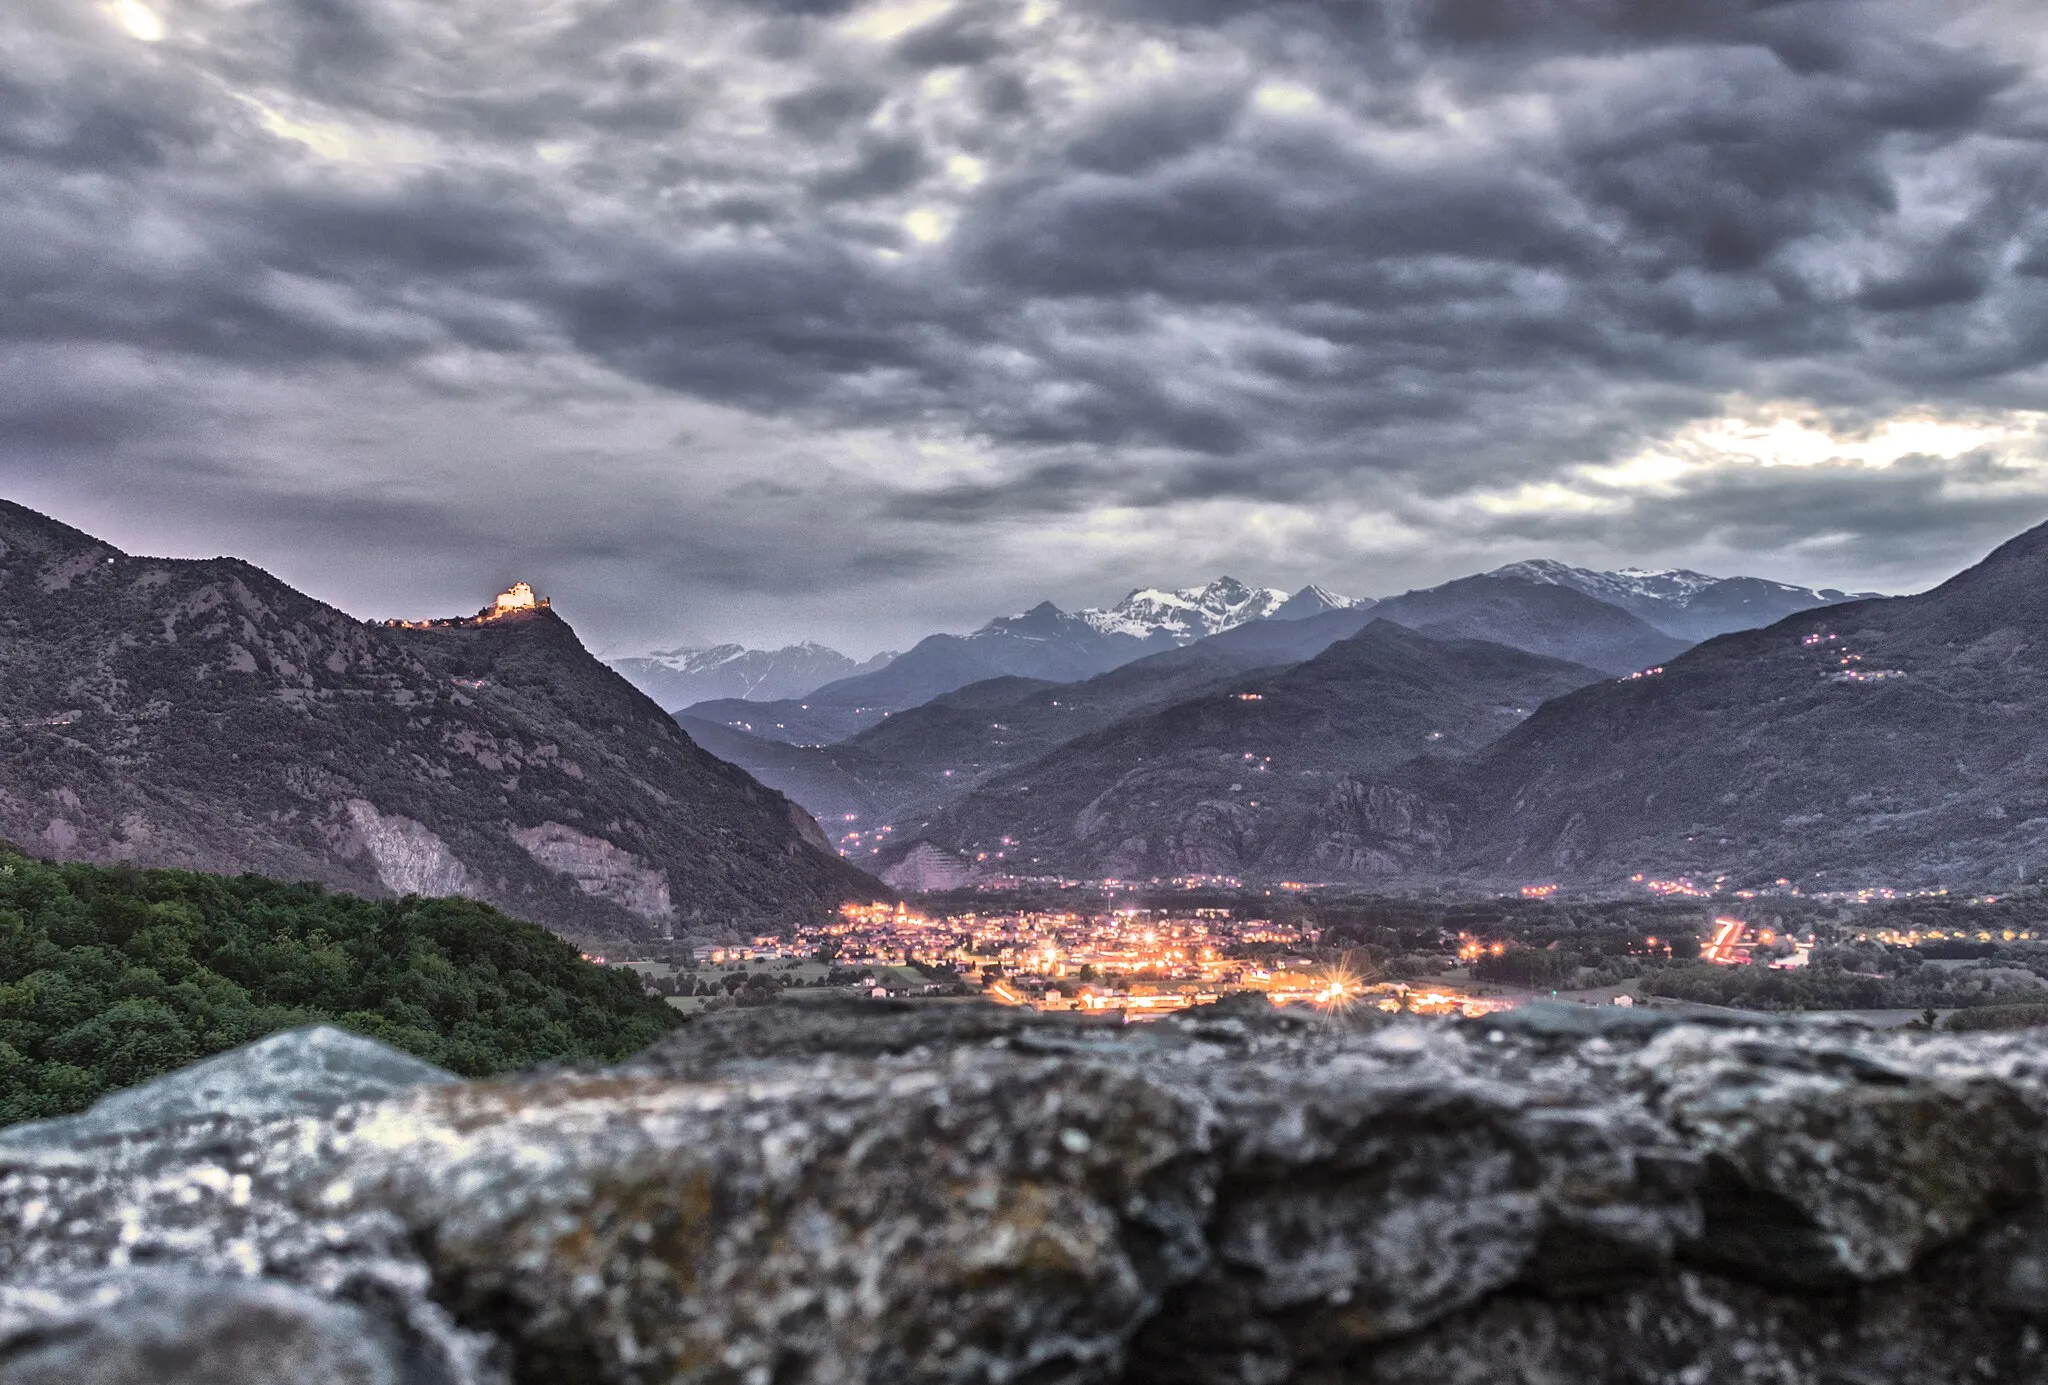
491, 581, 539, 616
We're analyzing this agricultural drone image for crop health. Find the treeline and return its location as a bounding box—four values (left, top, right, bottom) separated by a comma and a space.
0, 853, 679, 1125
640, 964, 873, 1002
1644, 940, 2048, 1012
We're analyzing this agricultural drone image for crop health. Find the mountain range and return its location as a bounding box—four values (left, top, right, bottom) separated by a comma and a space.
667, 565, 1875, 876
651, 565, 1861, 742
680, 572, 1694, 846
898, 621, 1606, 881
1369, 576, 1686, 676
679, 606, 1390, 845
610, 642, 896, 710
1074, 577, 1299, 640
624, 578, 1316, 724
682, 602, 1178, 746
1486, 561, 1881, 643
1432, 524, 2048, 890
677, 581, 1324, 743
7, 484, 1957, 916
0, 501, 879, 942
861, 521, 2048, 892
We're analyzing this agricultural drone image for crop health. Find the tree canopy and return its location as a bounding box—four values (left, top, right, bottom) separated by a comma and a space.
0, 852, 679, 1125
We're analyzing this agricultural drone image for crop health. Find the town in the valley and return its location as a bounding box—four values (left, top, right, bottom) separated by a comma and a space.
618, 876, 2048, 1025
628, 897, 1508, 1019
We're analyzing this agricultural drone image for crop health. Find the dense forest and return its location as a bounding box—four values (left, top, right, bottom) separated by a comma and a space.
0, 852, 679, 1125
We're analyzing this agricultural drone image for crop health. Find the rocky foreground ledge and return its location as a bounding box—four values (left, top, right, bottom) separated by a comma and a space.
6, 999, 2048, 1384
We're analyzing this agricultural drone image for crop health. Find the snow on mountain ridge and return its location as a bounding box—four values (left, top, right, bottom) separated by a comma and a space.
610, 642, 894, 709
1273, 584, 1371, 620
1077, 576, 1291, 642
1491, 560, 1721, 604
1485, 560, 1880, 641
971, 600, 1108, 642
642, 639, 853, 673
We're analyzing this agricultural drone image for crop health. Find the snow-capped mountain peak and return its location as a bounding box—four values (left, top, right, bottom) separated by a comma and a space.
641, 638, 844, 672
609, 641, 893, 709
1485, 560, 1881, 642
1077, 577, 1291, 643
972, 600, 1099, 642
1272, 584, 1371, 620
1492, 560, 1724, 605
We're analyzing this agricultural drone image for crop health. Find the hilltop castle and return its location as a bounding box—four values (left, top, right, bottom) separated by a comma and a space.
382, 582, 551, 630
479, 581, 549, 621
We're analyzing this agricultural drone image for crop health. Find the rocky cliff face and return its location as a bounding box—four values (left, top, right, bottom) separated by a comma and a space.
6, 1002, 2048, 1384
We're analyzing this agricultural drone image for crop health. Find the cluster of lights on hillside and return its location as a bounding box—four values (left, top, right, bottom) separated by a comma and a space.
1804, 630, 1905, 685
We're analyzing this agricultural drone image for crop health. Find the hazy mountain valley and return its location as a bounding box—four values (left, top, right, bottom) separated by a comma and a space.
650, 553, 1913, 890
588, 519, 2048, 899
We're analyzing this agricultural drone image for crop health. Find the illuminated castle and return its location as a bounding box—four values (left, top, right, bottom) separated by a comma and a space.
480, 581, 548, 620
382, 582, 551, 630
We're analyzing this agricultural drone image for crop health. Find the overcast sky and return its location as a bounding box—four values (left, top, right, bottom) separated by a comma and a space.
6, 0, 2047, 656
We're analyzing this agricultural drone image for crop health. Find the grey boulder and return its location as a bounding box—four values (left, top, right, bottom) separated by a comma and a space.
0, 1269, 425, 1385
0, 1025, 456, 1156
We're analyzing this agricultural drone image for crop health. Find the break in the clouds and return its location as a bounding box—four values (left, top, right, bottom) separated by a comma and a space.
4, 0, 2047, 652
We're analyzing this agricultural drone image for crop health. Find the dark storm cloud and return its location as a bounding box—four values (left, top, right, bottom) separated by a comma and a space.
266, 0, 399, 93
772, 83, 888, 139
1456, 450, 2048, 593
2, 0, 2046, 648
809, 134, 931, 201
891, 8, 1008, 67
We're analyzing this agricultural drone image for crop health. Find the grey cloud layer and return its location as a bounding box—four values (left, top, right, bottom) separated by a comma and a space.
3, 0, 2046, 647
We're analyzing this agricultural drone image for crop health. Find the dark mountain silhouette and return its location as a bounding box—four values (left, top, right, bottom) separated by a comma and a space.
1489, 560, 1881, 643
680, 607, 1385, 830
672, 716, 894, 834
897, 621, 1604, 881
1370, 575, 1689, 676
684, 601, 1175, 744
683, 572, 1677, 751
0, 501, 879, 942
1426, 520, 2048, 889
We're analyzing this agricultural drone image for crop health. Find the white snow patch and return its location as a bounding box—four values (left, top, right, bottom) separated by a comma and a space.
1077, 577, 1290, 642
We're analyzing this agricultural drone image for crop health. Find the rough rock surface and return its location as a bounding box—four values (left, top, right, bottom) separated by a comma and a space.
0, 1269, 427, 1385
348, 800, 477, 900
0, 1026, 457, 1153
508, 821, 675, 923
8, 998, 2048, 1384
